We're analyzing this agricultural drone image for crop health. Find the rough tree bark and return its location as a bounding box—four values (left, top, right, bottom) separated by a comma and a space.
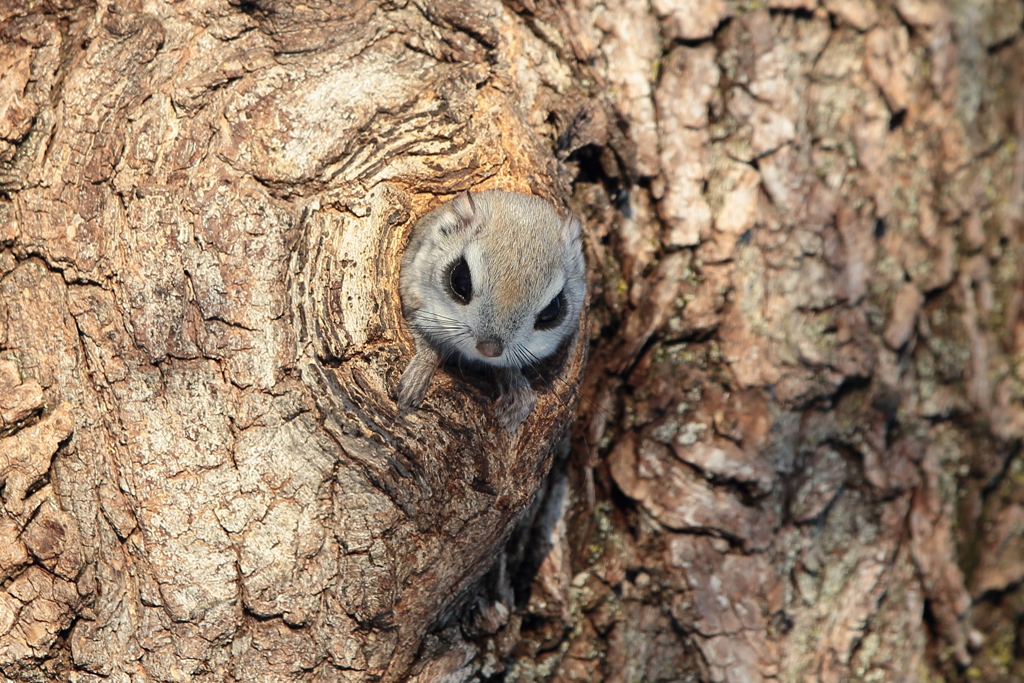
1, 0, 1023, 682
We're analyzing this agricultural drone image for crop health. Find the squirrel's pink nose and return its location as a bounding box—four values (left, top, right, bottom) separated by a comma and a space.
476, 339, 503, 358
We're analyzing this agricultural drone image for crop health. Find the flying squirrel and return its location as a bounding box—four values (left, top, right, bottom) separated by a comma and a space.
396, 190, 586, 430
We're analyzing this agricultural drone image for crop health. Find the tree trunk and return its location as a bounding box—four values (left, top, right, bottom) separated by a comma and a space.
1, 0, 1022, 681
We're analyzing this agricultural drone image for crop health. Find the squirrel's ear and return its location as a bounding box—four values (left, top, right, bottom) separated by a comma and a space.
562, 214, 582, 242
450, 190, 480, 230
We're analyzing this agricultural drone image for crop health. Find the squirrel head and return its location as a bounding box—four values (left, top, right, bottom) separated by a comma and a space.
400, 189, 586, 369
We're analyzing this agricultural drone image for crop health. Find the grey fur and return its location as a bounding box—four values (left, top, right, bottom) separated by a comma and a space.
397, 190, 586, 430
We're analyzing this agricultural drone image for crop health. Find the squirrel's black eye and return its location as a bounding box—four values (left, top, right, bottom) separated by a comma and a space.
448, 257, 472, 304
535, 290, 565, 329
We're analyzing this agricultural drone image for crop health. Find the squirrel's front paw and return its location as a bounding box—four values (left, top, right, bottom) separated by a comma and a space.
397, 344, 440, 411
496, 371, 536, 431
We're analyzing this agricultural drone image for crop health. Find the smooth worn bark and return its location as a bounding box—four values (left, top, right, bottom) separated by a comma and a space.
1, 1, 1023, 682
